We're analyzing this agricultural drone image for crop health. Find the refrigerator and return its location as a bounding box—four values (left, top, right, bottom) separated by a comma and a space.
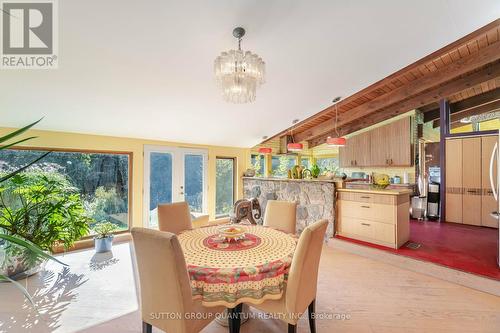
489, 130, 500, 267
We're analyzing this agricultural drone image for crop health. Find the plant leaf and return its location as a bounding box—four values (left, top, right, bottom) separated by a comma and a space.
0, 136, 38, 151
0, 119, 42, 144
0, 274, 35, 306
0, 234, 67, 266
0, 151, 51, 183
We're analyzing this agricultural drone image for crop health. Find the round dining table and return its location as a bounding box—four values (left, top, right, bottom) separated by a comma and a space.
178, 224, 297, 310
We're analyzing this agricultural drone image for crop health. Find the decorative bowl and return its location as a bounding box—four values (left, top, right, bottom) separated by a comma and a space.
217, 225, 245, 242
370, 183, 390, 190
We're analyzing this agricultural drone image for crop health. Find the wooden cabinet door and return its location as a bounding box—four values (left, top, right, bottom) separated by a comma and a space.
388, 118, 412, 166
370, 126, 389, 166
354, 131, 371, 167
446, 139, 463, 223
340, 137, 354, 167
481, 136, 498, 228
462, 138, 482, 226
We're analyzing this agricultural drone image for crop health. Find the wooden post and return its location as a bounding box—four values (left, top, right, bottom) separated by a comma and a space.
439, 99, 450, 222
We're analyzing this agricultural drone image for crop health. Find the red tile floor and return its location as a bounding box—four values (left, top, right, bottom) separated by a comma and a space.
336, 219, 500, 280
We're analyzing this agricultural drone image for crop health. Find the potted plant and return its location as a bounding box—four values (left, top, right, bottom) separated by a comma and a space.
93, 222, 117, 253
0, 172, 91, 278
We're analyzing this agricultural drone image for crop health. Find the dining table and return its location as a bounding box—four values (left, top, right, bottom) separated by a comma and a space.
177, 224, 298, 333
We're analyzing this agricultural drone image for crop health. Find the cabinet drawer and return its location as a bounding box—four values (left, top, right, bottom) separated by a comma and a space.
339, 216, 395, 245
339, 192, 396, 205
339, 200, 396, 224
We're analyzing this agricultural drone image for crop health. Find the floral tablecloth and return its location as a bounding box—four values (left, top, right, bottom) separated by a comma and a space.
178, 225, 297, 308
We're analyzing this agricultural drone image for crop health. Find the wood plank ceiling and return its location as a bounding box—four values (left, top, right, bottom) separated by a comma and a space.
262, 19, 500, 148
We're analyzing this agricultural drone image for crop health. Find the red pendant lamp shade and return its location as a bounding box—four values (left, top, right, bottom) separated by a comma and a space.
327, 137, 346, 147
287, 142, 303, 151
258, 147, 272, 154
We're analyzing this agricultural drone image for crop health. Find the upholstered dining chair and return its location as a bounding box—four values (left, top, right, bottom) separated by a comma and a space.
157, 201, 210, 234
247, 219, 328, 333
263, 200, 297, 234
131, 227, 224, 333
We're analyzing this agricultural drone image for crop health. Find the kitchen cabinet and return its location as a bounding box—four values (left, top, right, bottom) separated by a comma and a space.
337, 189, 410, 249
340, 117, 412, 167
462, 137, 481, 226
481, 136, 499, 228
445, 139, 463, 223
445, 135, 498, 228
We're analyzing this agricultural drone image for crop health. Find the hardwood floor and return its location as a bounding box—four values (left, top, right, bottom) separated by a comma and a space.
0, 242, 499, 333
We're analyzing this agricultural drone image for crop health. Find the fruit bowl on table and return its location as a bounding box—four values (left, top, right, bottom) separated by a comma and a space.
217, 225, 246, 242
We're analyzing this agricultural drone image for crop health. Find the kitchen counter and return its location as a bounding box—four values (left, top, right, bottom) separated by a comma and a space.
337, 188, 412, 196
242, 176, 336, 183
242, 177, 335, 237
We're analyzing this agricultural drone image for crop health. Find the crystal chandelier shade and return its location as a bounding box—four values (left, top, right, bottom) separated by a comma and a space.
214, 28, 265, 103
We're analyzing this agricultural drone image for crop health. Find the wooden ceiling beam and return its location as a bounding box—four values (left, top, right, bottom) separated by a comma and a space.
424, 87, 500, 123
424, 88, 500, 127
434, 99, 500, 128
261, 19, 500, 145
294, 41, 500, 143
308, 61, 500, 147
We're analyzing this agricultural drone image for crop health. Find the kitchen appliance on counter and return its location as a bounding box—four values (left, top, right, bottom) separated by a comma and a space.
488, 130, 499, 268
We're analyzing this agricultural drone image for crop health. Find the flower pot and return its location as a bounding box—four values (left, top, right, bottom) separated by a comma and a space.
94, 235, 114, 253
0, 244, 46, 280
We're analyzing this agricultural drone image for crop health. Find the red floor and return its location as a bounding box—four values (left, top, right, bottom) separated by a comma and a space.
336, 219, 500, 280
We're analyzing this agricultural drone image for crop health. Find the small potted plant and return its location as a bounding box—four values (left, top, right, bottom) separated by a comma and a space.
93, 222, 118, 253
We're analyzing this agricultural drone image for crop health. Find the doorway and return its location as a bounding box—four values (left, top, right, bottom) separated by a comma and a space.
143, 145, 208, 228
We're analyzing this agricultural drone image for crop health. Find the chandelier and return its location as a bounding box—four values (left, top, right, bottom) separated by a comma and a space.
214, 27, 266, 104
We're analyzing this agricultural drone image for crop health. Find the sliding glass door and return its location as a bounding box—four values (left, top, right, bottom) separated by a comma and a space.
144, 145, 208, 227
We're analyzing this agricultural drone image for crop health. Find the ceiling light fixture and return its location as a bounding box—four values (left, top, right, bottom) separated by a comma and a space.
214, 27, 266, 104
327, 97, 346, 147
287, 119, 303, 152
258, 147, 272, 154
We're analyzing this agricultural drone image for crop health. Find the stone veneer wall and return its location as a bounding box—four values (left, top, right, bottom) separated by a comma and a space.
242, 178, 335, 237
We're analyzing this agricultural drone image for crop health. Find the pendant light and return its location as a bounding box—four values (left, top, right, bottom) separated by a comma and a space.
287, 119, 303, 152
327, 97, 346, 147
258, 147, 272, 154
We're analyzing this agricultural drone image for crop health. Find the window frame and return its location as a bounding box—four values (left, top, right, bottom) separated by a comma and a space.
4, 146, 134, 238
215, 156, 236, 218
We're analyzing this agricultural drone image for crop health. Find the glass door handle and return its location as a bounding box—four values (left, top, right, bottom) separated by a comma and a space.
489, 142, 498, 201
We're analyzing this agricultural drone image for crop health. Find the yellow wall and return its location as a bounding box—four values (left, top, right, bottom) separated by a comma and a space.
0, 127, 251, 227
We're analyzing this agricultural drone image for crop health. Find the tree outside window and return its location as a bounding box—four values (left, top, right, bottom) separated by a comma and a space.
216, 158, 235, 217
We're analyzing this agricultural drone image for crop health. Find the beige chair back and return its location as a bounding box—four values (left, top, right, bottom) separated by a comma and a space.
285, 219, 328, 315
132, 227, 194, 332
157, 201, 192, 234
263, 200, 297, 234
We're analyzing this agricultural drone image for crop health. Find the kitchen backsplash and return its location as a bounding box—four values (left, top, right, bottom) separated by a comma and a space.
339, 166, 416, 183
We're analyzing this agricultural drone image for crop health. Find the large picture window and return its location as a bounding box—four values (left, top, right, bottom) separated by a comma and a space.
216, 157, 235, 217
0, 149, 131, 233
271, 155, 296, 178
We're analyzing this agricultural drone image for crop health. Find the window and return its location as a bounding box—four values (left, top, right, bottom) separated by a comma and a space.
250, 154, 265, 177
316, 157, 339, 173
300, 157, 310, 169
271, 155, 296, 178
0, 149, 130, 233
216, 157, 235, 217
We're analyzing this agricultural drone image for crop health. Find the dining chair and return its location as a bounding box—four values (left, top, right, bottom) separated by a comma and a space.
263, 200, 297, 234
247, 219, 328, 333
131, 227, 224, 333
158, 201, 210, 234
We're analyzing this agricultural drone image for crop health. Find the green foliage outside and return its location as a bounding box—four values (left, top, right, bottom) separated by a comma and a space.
0, 172, 91, 252
250, 154, 264, 177
215, 159, 234, 216
272, 155, 294, 177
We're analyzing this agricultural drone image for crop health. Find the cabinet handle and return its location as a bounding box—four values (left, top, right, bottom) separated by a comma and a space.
361, 223, 371, 226
385, 159, 389, 165
360, 196, 371, 199
361, 205, 370, 208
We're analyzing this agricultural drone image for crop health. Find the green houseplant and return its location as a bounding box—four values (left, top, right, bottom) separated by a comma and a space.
0, 120, 70, 304
92, 222, 117, 253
